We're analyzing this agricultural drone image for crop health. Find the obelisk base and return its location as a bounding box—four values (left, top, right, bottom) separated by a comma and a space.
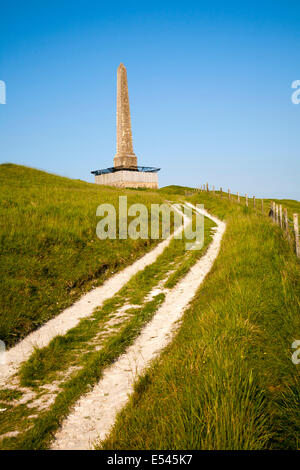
95, 170, 158, 189
114, 155, 137, 168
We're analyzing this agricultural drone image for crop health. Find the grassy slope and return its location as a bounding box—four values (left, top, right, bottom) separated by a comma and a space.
2, 169, 300, 449
0, 164, 170, 347
160, 185, 300, 219
0, 210, 215, 449
101, 190, 300, 450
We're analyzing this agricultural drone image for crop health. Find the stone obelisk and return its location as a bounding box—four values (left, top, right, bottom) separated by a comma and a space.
92, 63, 159, 188
113, 63, 138, 168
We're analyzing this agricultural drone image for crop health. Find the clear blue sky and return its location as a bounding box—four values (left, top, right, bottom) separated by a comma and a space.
1, 1, 299, 199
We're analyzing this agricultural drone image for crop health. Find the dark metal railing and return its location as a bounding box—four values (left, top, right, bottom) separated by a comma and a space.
91, 166, 160, 176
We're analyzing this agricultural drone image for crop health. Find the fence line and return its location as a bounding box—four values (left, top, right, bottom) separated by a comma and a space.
294, 214, 300, 257
191, 183, 299, 259
266, 200, 299, 258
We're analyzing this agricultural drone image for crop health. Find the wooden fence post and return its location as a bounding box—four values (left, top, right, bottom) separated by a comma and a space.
228, 189, 230, 199
275, 204, 279, 224
279, 205, 283, 228
213, 185, 215, 194
245, 194, 248, 207
261, 199, 263, 214
206, 183, 209, 192
284, 208, 288, 230
270, 202, 274, 221
220, 187, 222, 198
237, 192, 240, 203
293, 214, 300, 258
271, 202, 274, 221
253, 196, 255, 208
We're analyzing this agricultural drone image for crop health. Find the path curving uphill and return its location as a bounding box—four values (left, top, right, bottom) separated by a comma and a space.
0, 205, 189, 388
51, 205, 226, 450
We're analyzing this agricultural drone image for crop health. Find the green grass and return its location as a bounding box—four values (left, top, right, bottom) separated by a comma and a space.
161, 185, 300, 220
0, 389, 23, 402
0, 199, 214, 449
0, 295, 165, 449
0, 164, 171, 347
99, 192, 300, 450
0, 403, 38, 437
18, 213, 214, 388
2, 168, 300, 450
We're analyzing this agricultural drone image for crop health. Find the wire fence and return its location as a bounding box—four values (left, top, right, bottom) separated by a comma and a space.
269, 202, 300, 258
185, 183, 300, 259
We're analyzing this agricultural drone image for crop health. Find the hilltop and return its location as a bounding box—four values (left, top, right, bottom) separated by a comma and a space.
0, 163, 300, 450
0, 164, 168, 347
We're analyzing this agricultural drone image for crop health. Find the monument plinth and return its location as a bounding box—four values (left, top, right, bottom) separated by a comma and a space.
92, 63, 160, 189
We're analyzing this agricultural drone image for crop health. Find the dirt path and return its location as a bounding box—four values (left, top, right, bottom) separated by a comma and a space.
51, 205, 226, 450
0, 205, 189, 388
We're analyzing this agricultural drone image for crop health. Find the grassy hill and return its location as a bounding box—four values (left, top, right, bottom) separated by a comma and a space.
161, 185, 300, 217
1, 165, 300, 450
0, 164, 169, 347
100, 191, 300, 450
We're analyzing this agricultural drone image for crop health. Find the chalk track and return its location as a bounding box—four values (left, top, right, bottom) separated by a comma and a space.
51, 204, 226, 449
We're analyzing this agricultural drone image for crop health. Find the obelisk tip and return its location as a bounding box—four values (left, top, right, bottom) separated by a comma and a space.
118, 62, 125, 70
